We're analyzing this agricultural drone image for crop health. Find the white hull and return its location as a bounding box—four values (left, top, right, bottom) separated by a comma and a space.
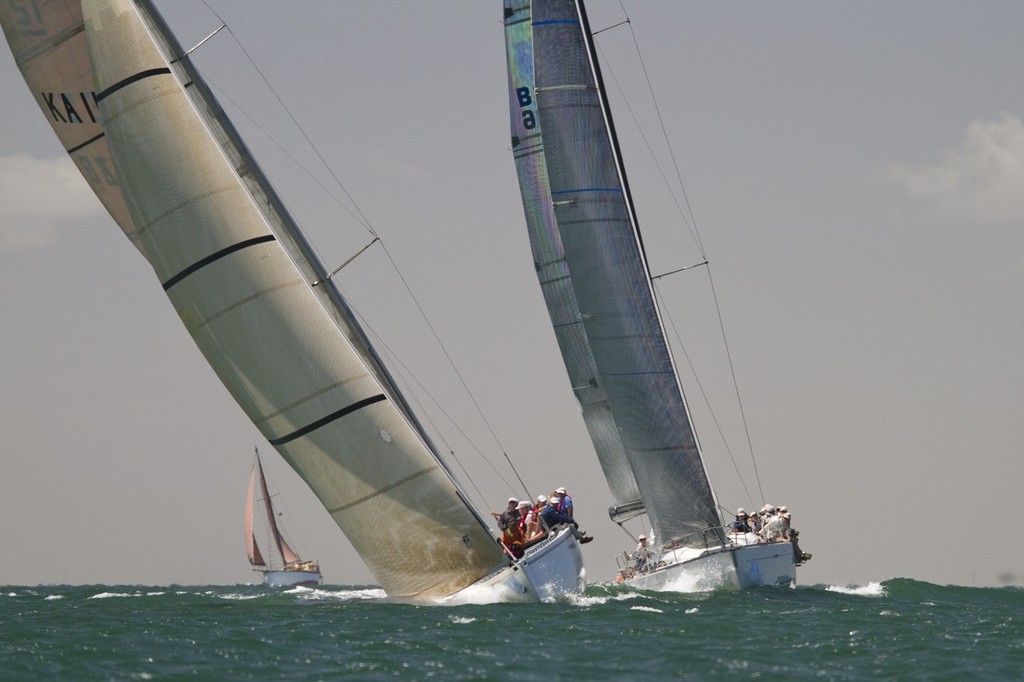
624, 541, 796, 592
263, 569, 322, 588
444, 527, 586, 604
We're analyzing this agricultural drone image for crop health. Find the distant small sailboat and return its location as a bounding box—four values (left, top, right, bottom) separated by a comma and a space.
246, 448, 321, 588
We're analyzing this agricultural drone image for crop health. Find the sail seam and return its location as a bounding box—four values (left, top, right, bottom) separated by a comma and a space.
95, 67, 172, 102
552, 187, 621, 195
513, 147, 544, 159
253, 376, 372, 424
11, 24, 83, 65
161, 234, 275, 290
326, 466, 435, 514
598, 369, 672, 377
540, 274, 571, 287
183, 280, 303, 333
268, 394, 387, 446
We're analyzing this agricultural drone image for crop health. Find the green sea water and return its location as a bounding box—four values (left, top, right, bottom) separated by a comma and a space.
2, 579, 1021, 680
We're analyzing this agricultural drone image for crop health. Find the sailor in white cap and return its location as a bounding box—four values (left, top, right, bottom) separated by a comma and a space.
554, 486, 574, 517
490, 496, 520, 531
632, 534, 653, 573
729, 508, 752, 534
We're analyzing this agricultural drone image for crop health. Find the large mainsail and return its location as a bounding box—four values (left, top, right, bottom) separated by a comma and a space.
1, 0, 508, 599
504, 0, 722, 545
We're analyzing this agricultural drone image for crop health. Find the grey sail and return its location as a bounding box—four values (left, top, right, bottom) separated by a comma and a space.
503, 0, 722, 546
2, 0, 509, 599
503, 0, 643, 522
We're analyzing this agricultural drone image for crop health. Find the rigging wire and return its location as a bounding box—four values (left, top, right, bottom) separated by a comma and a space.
341, 291, 523, 499
600, 2, 766, 504
198, 2, 376, 237
190, 3, 529, 507
652, 279, 755, 505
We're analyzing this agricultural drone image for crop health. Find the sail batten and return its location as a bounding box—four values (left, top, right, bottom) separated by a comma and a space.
93, 66, 171, 101
268, 394, 388, 446
161, 234, 276, 290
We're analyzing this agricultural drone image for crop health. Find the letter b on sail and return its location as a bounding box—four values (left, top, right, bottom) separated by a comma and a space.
516, 86, 536, 129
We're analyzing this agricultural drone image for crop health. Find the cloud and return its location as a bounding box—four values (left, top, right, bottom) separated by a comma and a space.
365, 150, 429, 181
0, 154, 102, 252
888, 113, 1024, 224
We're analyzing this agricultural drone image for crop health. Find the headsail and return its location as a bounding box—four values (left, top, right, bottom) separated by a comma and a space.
244, 463, 266, 567
251, 450, 302, 567
503, 0, 643, 521
0, 0, 143, 252
503, 0, 722, 546
1, 0, 508, 599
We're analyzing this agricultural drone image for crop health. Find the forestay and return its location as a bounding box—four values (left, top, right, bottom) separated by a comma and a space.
503, 0, 722, 546
1, 0, 507, 599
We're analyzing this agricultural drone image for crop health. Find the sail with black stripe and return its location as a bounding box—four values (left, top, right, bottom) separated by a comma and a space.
1, 0, 507, 599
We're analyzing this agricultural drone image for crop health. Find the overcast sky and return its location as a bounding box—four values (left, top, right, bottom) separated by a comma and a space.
2, 1, 1022, 589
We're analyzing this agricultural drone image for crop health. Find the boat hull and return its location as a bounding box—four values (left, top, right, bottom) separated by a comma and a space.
445, 526, 586, 603
263, 570, 322, 588
625, 541, 796, 592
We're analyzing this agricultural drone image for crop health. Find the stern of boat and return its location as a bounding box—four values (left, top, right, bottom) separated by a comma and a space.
448, 526, 585, 603
732, 542, 796, 588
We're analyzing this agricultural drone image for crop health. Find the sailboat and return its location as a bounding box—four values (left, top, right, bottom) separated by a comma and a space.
0, 0, 585, 603
246, 448, 322, 587
503, 0, 801, 590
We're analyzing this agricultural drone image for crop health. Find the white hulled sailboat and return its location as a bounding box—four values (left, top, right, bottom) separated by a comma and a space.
503, 0, 803, 590
246, 449, 321, 588
1, 0, 585, 602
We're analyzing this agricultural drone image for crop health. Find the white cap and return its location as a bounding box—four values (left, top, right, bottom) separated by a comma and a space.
517, 500, 530, 508
556, 487, 567, 494
737, 508, 746, 515
508, 496, 518, 504
638, 534, 646, 540
537, 494, 547, 503
547, 496, 559, 505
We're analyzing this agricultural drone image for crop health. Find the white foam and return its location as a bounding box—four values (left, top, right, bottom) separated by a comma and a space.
89, 591, 138, 599
826, 581, 885, 597
630, 605, 664, 613
298, 586, 388, 602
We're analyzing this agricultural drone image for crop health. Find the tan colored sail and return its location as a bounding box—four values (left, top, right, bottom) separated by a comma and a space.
0, 0, 508, 599
244, 464, 266, 567
252, 452, 301, 566
0, 0, 143, 253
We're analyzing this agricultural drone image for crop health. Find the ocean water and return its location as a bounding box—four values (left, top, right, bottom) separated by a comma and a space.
2, 579, 1021, 680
